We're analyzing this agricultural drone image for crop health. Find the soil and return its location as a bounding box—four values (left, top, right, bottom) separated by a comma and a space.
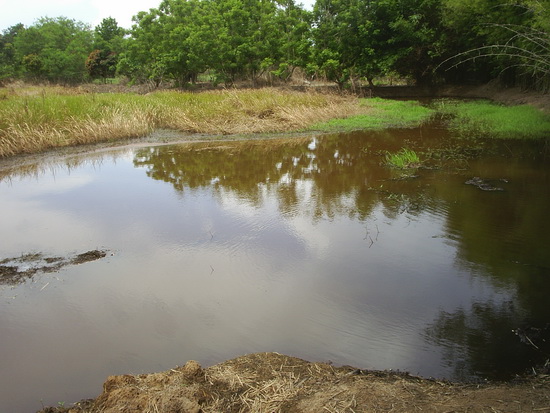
38, 352, 549, 413
0, 250, 107, 285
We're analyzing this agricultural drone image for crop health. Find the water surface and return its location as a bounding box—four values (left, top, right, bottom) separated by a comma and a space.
1, 126, 549, 412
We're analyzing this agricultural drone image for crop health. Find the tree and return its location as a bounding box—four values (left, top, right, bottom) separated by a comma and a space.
94, 17, 125, 48
439, 0, 550, 89
0, 23, 25, 82
311, 0, 448, 88
382, 0, 447, 85
271, 0, 312, 81
14, 17, 93, 83
117, 9, 165, 85
88, 17, 125, 80
120, 0, 309, 86
85, 49, 118, 80
211, 0, 282, 84
119, 0, 214, 86
312, 0, 357, 87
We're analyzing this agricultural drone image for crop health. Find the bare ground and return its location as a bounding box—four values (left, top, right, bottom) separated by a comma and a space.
38, 352, 549, 413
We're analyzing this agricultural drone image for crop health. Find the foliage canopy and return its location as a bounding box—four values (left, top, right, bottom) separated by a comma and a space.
0, 0, 548, 89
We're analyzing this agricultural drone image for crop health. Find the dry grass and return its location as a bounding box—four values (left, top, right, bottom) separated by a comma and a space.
37, 353, 550, 413
0, 86, 361, 157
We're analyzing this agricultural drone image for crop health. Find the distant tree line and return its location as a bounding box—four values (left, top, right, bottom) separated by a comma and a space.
0, 0, 548, 90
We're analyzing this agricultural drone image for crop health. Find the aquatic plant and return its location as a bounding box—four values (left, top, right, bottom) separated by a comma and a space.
385, 148, 421, 169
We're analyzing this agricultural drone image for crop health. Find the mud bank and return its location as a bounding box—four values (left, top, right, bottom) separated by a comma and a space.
39, 352, 549, 413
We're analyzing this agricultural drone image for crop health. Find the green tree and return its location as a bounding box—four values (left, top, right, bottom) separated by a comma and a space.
0, 23, 25, 82
272, 0, 313, 81
312, 0, 382, 88
87, 17, 125, 80
311, 0, 447, 87
119, 1, 213, 86
211, 0, 281, 84
384, 0, 447, 84
440, 0, 550, 89
94, 17, 125, 49
117, 9, 165, 85
14, 17, 93, 83
120, 0, 309, 86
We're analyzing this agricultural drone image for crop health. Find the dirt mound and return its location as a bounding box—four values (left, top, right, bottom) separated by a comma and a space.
38, 352, 549, 413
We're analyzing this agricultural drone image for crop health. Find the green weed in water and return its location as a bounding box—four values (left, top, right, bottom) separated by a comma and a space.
385, 148, 421, 169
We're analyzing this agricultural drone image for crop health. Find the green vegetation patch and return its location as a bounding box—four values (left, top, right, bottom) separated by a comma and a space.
311, 98, 435, 132
436, 100, 550, 139
385, 148, 422, 169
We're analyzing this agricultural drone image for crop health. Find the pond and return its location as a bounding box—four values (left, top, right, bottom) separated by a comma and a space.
1, 124, 549, 412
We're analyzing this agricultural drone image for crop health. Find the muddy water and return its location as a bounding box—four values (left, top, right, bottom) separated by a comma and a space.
1, 126, 549, 412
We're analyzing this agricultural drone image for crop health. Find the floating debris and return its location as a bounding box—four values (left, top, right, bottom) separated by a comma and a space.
0, 249, 108, 286
465, 177, 506, 191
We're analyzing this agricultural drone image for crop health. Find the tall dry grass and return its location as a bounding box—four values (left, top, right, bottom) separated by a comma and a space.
0, 86, 361, 157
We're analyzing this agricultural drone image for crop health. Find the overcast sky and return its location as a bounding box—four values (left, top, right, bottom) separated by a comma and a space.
0, 0, 315, 31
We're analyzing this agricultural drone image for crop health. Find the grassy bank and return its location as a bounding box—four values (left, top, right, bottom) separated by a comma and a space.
1, 86, 549, 157
312, 98, 435, 131
0, 87, 360, 157
435, 99, 550, 139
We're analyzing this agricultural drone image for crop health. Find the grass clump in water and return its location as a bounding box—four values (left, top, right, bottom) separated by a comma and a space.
385, 148, 421, 169
311, 98, 435, 132
435, 100, 550, 139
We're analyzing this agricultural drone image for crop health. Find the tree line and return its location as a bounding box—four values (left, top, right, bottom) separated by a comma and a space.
1, 0, 548, 90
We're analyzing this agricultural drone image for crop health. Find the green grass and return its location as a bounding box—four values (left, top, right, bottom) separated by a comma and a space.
311, 98, 435, 132
385, 148, 422, 169
435, 100, 550, 139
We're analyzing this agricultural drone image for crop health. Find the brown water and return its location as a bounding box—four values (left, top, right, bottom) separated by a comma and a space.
1, 125, 549, 412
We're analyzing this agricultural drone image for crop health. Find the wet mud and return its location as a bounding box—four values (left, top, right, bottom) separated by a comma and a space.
0, 250, 107, 285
